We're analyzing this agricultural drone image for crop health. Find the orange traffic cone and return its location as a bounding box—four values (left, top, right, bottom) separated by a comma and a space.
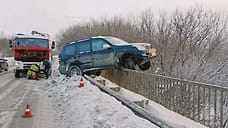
22, 104, 32, 118
78, 77, 84, 88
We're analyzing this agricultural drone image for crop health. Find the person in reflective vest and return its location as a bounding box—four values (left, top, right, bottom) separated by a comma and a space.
43, 59, 51, 79
27, 64, 39, 80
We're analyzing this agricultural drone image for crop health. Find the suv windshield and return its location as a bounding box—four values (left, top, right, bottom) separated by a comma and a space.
15, 38, 48, 48
104, 37, 129, 45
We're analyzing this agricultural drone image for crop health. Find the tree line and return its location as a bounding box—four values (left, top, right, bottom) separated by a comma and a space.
0, 31, 12, 57
0, 7, 227, 86
56, 7, 228, 87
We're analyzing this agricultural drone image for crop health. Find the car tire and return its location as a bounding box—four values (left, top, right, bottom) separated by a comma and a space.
138, 61, 151, 70
15, 70, 20, 78
68, 65, 82, 77
124, 58, 135, 70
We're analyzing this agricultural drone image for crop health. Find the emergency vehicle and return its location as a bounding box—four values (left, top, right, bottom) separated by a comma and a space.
9, 31, 55, 77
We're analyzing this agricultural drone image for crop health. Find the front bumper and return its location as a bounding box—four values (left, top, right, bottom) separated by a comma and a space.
14, 61, 45, 70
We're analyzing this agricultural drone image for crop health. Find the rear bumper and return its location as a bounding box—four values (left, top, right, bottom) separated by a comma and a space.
58, 63, 67, 74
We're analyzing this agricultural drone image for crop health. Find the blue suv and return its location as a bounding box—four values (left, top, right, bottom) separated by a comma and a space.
59, 36, 152, 76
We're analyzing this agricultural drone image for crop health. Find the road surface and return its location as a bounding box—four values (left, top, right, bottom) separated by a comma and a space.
0, 71, 56, 128
0, 69, 159, 128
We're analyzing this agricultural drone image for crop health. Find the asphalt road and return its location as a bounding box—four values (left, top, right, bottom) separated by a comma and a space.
0, 71, 55, 128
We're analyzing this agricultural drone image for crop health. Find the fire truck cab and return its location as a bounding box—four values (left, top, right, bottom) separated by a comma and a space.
9, 31, 55, 77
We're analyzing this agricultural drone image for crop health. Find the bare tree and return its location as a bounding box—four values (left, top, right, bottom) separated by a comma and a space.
0, 31, 12, 57
56, 7, 228, 87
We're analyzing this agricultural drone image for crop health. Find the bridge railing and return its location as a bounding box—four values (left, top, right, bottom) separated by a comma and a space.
101, 69, 228, 128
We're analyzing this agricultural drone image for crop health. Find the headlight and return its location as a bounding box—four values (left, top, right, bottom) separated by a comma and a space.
14, 62, 18, 66
147, 48, 156, 57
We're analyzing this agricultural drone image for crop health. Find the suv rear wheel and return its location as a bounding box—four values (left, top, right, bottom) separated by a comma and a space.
68, 65, 82, 77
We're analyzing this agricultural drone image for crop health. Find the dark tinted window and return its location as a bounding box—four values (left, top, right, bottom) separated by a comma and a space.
78, 40, 91, 53
92, 39, 109, 51
64, 44, 75, 56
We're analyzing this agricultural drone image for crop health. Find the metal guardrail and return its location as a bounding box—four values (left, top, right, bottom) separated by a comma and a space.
101, 69, 228, 128
85, 75, 174, 128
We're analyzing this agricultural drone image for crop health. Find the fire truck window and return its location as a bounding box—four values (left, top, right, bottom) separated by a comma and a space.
15, 38, 48, 48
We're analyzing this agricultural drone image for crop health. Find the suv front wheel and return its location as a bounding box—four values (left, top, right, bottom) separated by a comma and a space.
123, 58, 135, 70
68, 65, 82, 77
138, 61, 150, 70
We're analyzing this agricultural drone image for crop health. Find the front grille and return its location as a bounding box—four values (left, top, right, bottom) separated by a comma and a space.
23, 64, 32, 69
18, 57, 42, 62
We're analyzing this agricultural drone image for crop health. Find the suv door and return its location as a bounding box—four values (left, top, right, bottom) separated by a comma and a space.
76, 40, 93, 70
59, 43, 76, 74
91, 39, 115, 68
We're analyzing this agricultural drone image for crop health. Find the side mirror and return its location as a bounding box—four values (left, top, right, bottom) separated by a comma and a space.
51, 41, 55, 49
103, 44, 111, 49
9, 40, 13, 48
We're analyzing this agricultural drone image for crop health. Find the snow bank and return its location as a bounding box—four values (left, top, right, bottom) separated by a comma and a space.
43, 58, 159, 128
42, 56, 207, 128
96, 76, 207, 128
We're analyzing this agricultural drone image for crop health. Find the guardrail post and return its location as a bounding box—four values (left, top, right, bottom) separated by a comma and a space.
214, 89, 217, 127
187, 84, 191, 118
193, 85, 196, 121
101, 69, 228, 128
203, 87, 206, 125
208, 88, 211, 127
198, 86, 200, 122
168, 79, 172, 110
220, 90, 223, 128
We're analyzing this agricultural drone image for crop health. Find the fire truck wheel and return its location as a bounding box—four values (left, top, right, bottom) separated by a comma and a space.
15, 70, 20, 78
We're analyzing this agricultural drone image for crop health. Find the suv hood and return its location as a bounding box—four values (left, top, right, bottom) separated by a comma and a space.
130, 43, 151, 51
130, 43, 156, 57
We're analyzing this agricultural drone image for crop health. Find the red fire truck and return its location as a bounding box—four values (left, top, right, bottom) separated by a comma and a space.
9, 31, 55, 77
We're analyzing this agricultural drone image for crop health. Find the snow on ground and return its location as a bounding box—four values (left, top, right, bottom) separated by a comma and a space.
44, 75, 158, 128
2, 56, 206, 128
95, 76, 207, 128
44, 56, 206, 128
0, 111, 15, 128
41, 57, 159, 128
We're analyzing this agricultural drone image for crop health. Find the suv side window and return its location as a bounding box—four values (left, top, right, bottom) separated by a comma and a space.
64, 44, 75, 56
78, 40, 91, 53
92, 39, 109, 52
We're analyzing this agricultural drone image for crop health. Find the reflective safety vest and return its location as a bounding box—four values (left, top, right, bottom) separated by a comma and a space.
27, 64, 39, 80
30, 64, 39, 72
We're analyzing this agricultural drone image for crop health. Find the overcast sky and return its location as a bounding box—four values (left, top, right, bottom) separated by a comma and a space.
0, 0, 227, 36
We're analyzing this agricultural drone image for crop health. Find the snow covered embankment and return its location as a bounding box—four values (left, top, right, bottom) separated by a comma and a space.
43, 60, 158, 128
